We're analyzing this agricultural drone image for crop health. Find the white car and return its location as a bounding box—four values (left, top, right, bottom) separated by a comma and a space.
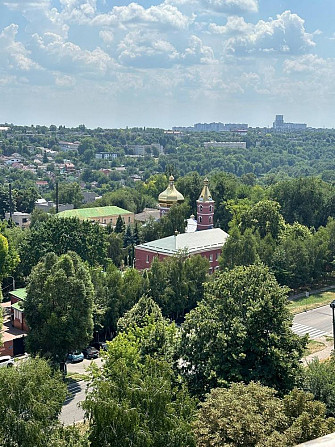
0, 355, 14, 368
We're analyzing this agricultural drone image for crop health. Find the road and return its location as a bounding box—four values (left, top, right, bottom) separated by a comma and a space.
60, 380, 86, 425
292, 304, 333, 339
60, 357, 103, 426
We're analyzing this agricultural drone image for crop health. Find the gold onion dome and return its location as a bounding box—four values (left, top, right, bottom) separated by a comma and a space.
158, 175, 184, 204
198, 178, 213, 202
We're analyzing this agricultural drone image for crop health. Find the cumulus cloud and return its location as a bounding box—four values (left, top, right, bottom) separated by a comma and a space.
31, 32, 119, 78
219, 10, 315, 55
283, 54, 328, 73
200, 0, 258, 14
117, 31, 215, 68
165, 0, 258, 14
0, 24, 41, 71
91, 3, 193, 31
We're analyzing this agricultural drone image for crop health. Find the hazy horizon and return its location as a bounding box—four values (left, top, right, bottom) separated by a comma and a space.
1, 0, 335, 129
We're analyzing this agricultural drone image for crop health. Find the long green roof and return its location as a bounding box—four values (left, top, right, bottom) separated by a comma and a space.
10, 288, 27, 301
56, 206, 132, 219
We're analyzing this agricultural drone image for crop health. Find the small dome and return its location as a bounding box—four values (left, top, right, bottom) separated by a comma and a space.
198, 177, 214, 202
158, 175, 184, 204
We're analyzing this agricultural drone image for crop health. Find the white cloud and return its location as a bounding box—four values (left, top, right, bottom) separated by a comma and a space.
283, 54, 328, 73
165, 0, 257, 14
0, 24, 41, 72
31, 32, 119, 78
117, 31, 215, 68
200, 0, 258, 14
90, 3, 193, 31
221, 10, 315, 55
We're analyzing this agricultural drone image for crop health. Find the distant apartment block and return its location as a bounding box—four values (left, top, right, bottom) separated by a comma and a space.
59, 141, 80, 152
172, 122, 248, 132
128, 144, 164, 156
273, 115, 307, 131
95, 152, 118, 160
204, 141, 247, 149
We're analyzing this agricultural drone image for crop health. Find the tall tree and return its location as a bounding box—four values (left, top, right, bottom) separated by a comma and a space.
83, 327, 196, 447
0, 357, 68, 447
194, 382, 335, 447
178, 264, 307, 396
18, 216, 108, 277
24, 252, 94, 364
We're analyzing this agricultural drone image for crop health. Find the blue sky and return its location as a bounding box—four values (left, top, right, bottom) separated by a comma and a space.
0, 0, 334, 128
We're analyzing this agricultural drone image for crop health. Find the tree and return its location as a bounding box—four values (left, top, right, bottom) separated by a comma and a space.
148, 254, 208, 319
178, 264, 307, 396
240, 200, 285, 239
220, 227, 258, 270
194, 382, 335, 447
0, 357, 67, 447
301, 357, 335, 416
159, 203, 190, 238
18, 216, 108, 277
114, 215, 125, 233
24, 252, 94, 364
83, 327, 196, 447
106, 232, 123, 267
56, 182, 83, 208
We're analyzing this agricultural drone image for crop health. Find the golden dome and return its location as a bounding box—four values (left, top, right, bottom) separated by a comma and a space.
158, 175, 184, 205
198, 177, 214, 202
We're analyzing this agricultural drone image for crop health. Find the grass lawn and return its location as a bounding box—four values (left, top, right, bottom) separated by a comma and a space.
288, 291, 335, 314
304, 339, 326, 356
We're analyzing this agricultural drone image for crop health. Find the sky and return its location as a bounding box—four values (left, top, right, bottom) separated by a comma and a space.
1, 0, 335, 129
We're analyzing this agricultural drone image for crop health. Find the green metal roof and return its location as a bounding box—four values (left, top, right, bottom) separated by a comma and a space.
12, 301, 24, 311
10, 288, 27, 301
56, 205, 132, 219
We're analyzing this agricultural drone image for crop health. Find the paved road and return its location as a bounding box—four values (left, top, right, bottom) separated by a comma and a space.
67, 357, 103, 374
292, 305, 333, 339
60, 380, 86, 426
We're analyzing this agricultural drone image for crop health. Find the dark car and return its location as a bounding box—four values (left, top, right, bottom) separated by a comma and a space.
91, 341, 108, 352
82, 346, 99, 359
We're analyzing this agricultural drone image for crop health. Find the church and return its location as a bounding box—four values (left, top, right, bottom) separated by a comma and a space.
135, 176, 229, 273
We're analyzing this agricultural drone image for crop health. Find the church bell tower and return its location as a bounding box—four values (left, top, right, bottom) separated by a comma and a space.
197, 178, 214, 231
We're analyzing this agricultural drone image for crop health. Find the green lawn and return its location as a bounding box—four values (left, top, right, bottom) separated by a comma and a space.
303, 339, 326, 356
288, 291, 335, 314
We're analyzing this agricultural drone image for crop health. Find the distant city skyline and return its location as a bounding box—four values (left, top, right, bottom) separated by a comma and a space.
1, 1, 335, 129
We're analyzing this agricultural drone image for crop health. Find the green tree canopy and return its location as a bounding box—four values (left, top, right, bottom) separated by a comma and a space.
178, 264, 306, 396
25, 251, 94, 363
194, 382, 335, 447
0, 357, 67, 447
83, 327, 196, 447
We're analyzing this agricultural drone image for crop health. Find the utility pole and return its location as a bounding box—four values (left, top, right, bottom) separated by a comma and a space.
9, 182, 13, 219
55, 180, 59, 214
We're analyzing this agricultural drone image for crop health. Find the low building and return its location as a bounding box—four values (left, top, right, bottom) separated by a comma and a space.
95, 152, 118, 160
9, 288, 28, 332
59, 141, 80, 152
57, 205, 135, 226
5, 212, 31, 228
135, 228, 228, 273
135, 208, 160, 223
35, 198, 74, 212
204, 141, 246, 149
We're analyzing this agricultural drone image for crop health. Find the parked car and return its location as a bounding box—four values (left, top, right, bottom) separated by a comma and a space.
0, 355, 14, 368
67, 351, 84, 363
91, 341, 108, 352
82, 346, 99, 359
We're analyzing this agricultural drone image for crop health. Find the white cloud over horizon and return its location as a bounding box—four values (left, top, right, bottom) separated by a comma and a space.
0, 0, 334, 128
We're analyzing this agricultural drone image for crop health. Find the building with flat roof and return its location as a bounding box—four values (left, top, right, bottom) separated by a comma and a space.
57, 205, 135, 226
135, 228, 228, 273
273, 115, 307, 131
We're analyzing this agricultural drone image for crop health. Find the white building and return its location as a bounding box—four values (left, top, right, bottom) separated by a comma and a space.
5, 212, 31, 228
204, 141, 246, 149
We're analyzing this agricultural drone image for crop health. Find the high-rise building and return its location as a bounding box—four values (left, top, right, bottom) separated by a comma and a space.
273, 115, 306, 131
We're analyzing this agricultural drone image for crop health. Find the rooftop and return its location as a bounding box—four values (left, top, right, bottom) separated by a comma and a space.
57, 205, 133, 219
9, 288, 27, 301
137, 228, 228, 255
